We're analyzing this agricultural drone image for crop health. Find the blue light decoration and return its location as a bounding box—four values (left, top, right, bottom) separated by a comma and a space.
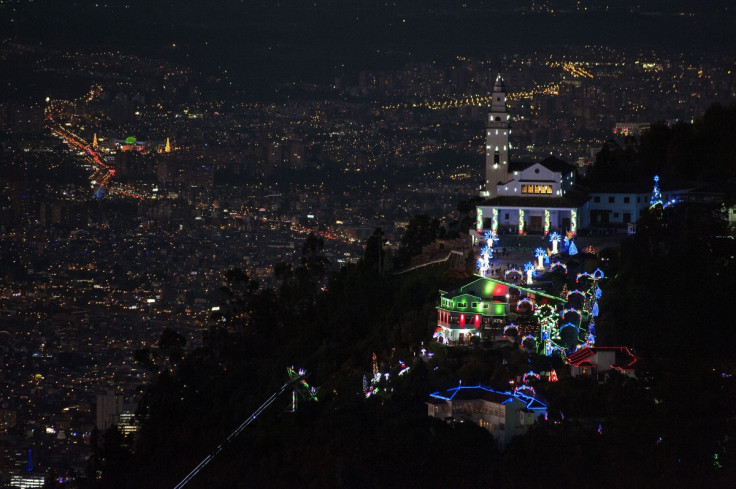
568, 240, 578, 256
576, 272, 592, 283
650, 175, 662, 207
585, 317, 596, 347
522, 371, 541, 383
561, 308, 583, 319
476, 247, 491, 277
503, 324, 518, 335
523, 262, 536, 283
549, 261, 568, 274
565, 289, 586, 300
592, 301, 599, 317
514, 384, 537, 397
517, 297, 536, 311
520, 334, 536, 347
503, 268, 523, 280
549, 232, 562, 254
484, 230, 499, 247
535, 247, 547, 269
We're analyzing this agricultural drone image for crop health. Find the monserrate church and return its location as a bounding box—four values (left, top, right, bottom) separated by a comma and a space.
475, 76, 589, 237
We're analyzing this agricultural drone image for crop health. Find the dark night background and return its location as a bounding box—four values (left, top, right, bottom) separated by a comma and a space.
1, 1, 736, 488
3, 0, 736, 95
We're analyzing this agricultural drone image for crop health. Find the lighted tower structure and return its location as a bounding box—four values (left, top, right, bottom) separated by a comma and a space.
484, 74, 510, 197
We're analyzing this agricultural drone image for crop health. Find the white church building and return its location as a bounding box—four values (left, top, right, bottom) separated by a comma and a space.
476, 76, 590, 236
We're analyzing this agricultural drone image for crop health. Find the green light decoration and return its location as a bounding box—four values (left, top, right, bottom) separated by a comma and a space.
518, 209, 525, 235
476, 207, 483, 233
570, 210, 577, 235
492, 208, 499, 233
125, 136, 137, 145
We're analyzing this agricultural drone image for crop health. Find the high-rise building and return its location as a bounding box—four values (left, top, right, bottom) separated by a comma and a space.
96, 392, 124, 431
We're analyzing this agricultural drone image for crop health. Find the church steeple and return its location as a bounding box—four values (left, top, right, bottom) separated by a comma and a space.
484, 74, 510, 198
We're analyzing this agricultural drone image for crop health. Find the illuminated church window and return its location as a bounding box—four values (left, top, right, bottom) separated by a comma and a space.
521, 184, 553, 195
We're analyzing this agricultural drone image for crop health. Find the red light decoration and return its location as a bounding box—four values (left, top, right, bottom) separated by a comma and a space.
493, 283, 509, 296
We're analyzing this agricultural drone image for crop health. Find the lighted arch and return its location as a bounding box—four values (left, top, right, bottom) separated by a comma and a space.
565, 289, 586, 300
520, 334, 536, 347
504, 268, 523, 279
576, 272, 592, 283
516, 297, 536, 311
503, 324, 518, 335
561, 308, 583, 318
559, 322, 579, 331
522, 371, 541, 383
514, 384, 536, 396
549, 261, 568, 274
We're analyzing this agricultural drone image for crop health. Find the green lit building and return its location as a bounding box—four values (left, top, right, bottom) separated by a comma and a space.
435, 276, 565, 346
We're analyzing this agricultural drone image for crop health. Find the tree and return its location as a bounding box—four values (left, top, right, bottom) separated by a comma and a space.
397, 214, 441, 267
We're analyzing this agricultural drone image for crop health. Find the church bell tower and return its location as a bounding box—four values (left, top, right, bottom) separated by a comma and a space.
484, 74, 510, 198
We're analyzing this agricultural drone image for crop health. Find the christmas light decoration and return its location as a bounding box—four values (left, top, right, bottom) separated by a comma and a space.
585, 317, 596, 347
514, 385, 536, 396
565, 289, 586, 300
549, 262, 568, 274
650, 175, 662, 208
576, 272, 592, 283
521, 334, 536, 346
548, 370, 558, 382
568, 240, 578, 255
477, 245, 492, 277
517, 297, 536, 311
524, 262, 535, 284
504, 268, 523, 280
518, 209, 525, 235
549, 232, 561, 254
535, 247, 546, 269
561, 308, 582, 318
476, 207, 483, 233
544, 210, 551, 235
503, 324, 518, 335
570, 210, 577, 235
522, 371, 541, 383
492, 209, 499, 234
